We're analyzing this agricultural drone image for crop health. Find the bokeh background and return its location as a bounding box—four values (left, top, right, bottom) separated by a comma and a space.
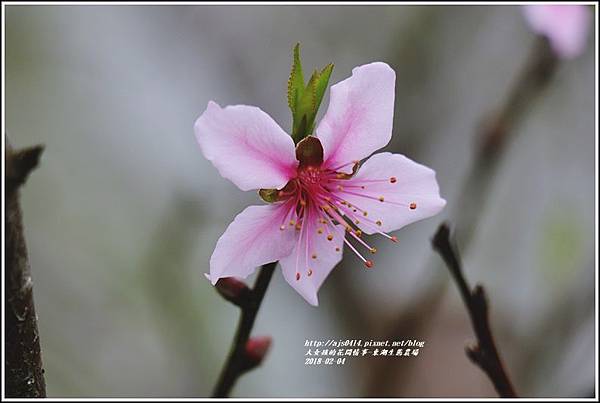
4, 4, 596, 398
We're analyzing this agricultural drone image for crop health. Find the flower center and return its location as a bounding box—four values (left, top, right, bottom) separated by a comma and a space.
275, 136, 419, 282
297, 165, 323, 186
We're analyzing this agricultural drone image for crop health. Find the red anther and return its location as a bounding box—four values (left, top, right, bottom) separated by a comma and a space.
391, 236, 398, 243
365, 260, 374, 269
390, 177, 397, 183
409, 202, 417, 210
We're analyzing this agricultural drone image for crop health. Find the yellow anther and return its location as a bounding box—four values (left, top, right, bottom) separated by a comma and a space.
370, 247, 377, 254
327, 234, 334, 241
311, 254, 317, 260
317, 228, 324, 234
355, 230, 362, 237
376, 220, 382, 226
378, 196, 385, 202
363, 211, 368, 217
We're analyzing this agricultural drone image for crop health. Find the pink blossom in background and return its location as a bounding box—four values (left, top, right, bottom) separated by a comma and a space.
194, 62, 446, 306
523, 5, 590, 59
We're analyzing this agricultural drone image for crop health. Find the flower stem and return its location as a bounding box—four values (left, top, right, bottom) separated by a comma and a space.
212, 262, 277, 397
432, 223, 517, 398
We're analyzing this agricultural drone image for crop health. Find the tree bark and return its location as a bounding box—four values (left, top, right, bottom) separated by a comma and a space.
5, 142, 47, 397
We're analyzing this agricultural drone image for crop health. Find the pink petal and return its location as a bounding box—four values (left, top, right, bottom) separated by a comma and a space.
207, 203, 297, 285
523, 5, 590, 59
278, 205, 344, 306
316, 62, 395, 172
195, 101, 298, 191
337, 152, 446, 234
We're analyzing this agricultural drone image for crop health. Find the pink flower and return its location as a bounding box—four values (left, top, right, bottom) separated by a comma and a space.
523, 5, 590, 59
195, 62, 446, 306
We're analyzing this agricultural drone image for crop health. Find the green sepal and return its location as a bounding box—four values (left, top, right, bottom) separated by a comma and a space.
313, 63, 334, 120
258, 188, 280, 203
287, 43, 334, 144
287, 43, 304, 114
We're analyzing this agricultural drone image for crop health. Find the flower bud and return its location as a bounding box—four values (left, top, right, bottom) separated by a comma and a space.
243, 336, 272, 371
215, 277, 250, 307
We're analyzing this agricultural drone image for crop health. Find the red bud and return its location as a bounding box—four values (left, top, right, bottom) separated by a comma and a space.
243, 336, 272, 371
215, 277, 250, 307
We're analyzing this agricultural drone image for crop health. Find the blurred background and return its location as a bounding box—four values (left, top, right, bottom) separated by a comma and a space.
4, 4, 596, 398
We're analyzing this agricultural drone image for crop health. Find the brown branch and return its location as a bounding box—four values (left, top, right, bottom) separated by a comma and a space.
364, 36, 557, 398
212, 262, 276, 397
5, 141, 47, 397
432, 223, 517, 398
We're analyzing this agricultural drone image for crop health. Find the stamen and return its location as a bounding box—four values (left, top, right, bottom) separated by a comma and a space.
409, 202, 417, 210
335, 188, 415, 208
343, 237, 370, 266
348, 230, 374, 253
328, 160, 359, 172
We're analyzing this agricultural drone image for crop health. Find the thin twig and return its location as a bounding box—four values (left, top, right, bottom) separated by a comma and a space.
5, 141, 47, 397
432, 223, 517, 398
365, 36, 557, 398
212, 262, 277, 397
